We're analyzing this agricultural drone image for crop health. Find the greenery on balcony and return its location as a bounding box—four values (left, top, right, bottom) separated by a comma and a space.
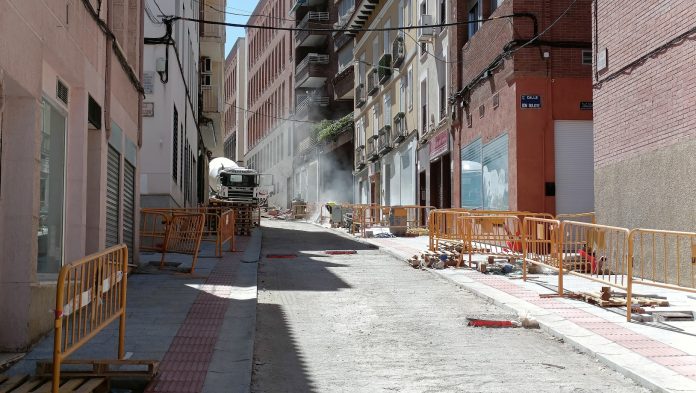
312, 112, 354, 143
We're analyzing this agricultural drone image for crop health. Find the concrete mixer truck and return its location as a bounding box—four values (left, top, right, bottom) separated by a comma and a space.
208, 157, 261, 205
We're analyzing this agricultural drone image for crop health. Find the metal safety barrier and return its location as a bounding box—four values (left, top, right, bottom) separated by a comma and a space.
159, 213, 205, 272
385, 205, 434, 236
142, 207, 238, 257
522, 217, 564, 292
457, 215, 525, 268
52, 245, 128, 393
557, 212, 596, 224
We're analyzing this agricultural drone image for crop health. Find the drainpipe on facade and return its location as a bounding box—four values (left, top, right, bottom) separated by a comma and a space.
104, 0, 113, 141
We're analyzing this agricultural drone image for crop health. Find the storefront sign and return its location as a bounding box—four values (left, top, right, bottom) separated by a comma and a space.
520, 95, 541, 109
429, 130, 449, 160
142, 102, 154, 117
580, 101, 593, 110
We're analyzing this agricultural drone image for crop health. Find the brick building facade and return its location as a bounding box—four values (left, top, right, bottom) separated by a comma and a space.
593, 0, 696, 230
244, 0, 296, 207
452, 0, 594, 214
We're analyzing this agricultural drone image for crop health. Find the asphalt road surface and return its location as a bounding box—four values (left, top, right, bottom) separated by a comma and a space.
251, 220, 648, 393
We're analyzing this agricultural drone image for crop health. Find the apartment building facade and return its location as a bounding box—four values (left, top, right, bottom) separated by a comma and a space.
223, 38, 247, 163
452, 0, 593, 214
291, 0, 355, 206
199, 0, 226, 160
140, 0, 201, 209
245, 0, 295, 208
415, 0, 452, 209
592, 1, 696, 230
352, 0, 419, 206
0, 0, 143, 350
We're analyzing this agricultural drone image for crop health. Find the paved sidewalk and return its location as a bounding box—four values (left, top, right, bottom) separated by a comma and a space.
6, 235, 259, 393
317, 226, 696, 393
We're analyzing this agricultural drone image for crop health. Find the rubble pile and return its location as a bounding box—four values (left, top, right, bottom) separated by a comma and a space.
409, 241, 465, 269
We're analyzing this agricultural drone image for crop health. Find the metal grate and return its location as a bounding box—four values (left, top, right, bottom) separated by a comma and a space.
123, 161, 135, 262
56, 79, 69, 105
106, 146, 121, 247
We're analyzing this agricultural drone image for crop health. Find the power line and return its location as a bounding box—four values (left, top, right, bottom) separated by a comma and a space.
229, 104, 320, 125
505, 0, 579, 56
191, 0, 299, 24
168, 14, 523, 34
152, 0, 165, 17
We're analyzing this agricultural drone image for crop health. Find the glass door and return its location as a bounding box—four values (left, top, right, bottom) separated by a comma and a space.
38, 100, 66, 273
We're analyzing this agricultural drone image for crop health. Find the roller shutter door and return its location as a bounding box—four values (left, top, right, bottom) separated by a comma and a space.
123, 161, 135, 261
554, 120, 594, 215
106, 146, 120, 247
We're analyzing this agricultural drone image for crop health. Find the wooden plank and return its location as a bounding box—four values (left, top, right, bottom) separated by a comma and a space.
4, 378, 44, 393
28, 380, 52, 393
0, 375, 29, 393
72, 379, 106, 393
58, 379, 84, 392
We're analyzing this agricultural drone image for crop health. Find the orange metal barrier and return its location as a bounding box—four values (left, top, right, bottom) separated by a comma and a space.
429, 209, 471, 250
142, 207, 236, 257
140, 210, 170, 253
457, 215, 525, 268
219, 209, 237, 254
522, 217, 564, 293
159, 213, 205, 272
52, 245, 128, 393
557, 212, 596, 224
386, 205, 434, 235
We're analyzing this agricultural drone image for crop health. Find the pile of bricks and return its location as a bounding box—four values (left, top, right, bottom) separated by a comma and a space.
409, 241, 465, 269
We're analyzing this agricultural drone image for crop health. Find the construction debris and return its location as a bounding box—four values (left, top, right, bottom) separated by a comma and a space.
580, 291, 670, 307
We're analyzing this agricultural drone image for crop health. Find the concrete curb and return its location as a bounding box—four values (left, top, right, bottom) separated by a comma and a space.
317, 224, 696, 393
241, 228, 262, 263
202, 236, 260, 393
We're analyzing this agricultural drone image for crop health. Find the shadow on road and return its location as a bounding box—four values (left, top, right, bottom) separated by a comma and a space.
252, 303, 317, 393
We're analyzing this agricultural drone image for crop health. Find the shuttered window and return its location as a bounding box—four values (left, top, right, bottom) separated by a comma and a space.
123, 161, 135, 261
172, 106, 178, 182
106, 146, 121, 247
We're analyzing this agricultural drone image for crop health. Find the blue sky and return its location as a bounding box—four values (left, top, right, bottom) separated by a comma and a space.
224, 1, 260, 57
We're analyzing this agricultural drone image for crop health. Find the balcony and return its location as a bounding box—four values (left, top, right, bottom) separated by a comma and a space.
367, 68, 379, 96
296, 94, 330, 116
202, 85, 221, 113
377, 125, 392, 155
334, 65, 355, 101
392, 36, 405, 68
290, 0, 328, 14
355, 83, 366, 108
378, 53, 392, 84
392, 112, 407, 143
417, 14, 435, 42
367, 135, 379, 161
295, 11, 330, 47
296, 53, 330, 88
355, 145, 366, 170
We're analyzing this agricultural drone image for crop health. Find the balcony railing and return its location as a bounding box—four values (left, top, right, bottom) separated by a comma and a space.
392, 36, 405, 68
367, 68, 379, 96
378, 125, 392, 155
367, 136, 379, 161
296, 95, 330, 114
392, 112, 407, 143
202, 85, 221, 113
355, 83, 366, 108
296, 11, 331, 46
378, 53, 392, 84
296, 53, 330, 74
355, 145, 366, 170
296, 53, 330, 87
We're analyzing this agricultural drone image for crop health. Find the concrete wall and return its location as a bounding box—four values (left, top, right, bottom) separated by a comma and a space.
0, 0, 143, 350
593, 0, 696, 230
141, 0, 200, 208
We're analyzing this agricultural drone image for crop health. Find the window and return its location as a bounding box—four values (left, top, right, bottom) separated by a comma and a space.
582, 50, 593, 65
407, 67, 413, 111
372, 37, 380, 68
419, 1, 427, 55
439, 86, 447, 120
383, 21, 390, 54
180, 124, 184, 190
490, 0, 503, 13
420, 79, 428, 134
384, 93, 392, 127
172, 106, 178, 181
359, 53, 366, 83
406, 0, 412, 26
38, 100, 66, 274
439, 0, 446, 25
468, 2, 480, 38
338, 0, 356, 20
373, 104, 380, 135
338, 42, 354, 73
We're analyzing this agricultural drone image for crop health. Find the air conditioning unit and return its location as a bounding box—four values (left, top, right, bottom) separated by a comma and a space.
417, 15, 435, 42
